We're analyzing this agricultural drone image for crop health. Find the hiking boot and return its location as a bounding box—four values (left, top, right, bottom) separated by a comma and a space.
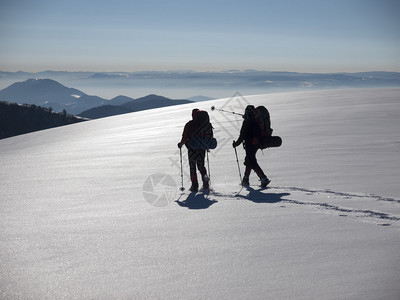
202, 175, 210, 190
189, 182, 199, 193
242, 176, 250, 187
260, 176, 271, 188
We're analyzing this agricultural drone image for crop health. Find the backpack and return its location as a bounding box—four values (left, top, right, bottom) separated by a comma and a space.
252, 106, 279, 149
254, 106, 273, 137
188, 110, 217, 150
195, 110, 213, 138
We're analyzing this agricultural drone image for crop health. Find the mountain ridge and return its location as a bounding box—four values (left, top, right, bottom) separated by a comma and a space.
0, 101, 86, 139
0, 79, 193, 117
79, 94, 192, 119
0, 78, 104, 115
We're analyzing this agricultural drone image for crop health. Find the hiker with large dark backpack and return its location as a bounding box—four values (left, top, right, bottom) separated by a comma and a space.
232, 105, 271, 188
178, 109, 216, 192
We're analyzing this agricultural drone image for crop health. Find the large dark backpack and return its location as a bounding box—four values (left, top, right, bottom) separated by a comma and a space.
254, 106, 273, 137
196, 110, 213, 138
188, 110, 217, 150
254, 106, 281, 149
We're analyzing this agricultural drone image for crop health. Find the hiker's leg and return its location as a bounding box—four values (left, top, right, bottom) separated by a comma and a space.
188, 148, 198, 184
196, 150, 207, 176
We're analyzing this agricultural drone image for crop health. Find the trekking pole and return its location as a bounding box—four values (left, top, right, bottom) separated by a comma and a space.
179, 148, 185, 191
211, 106, 243, 117
206, 150, 211, 186
233, 145, 242, 184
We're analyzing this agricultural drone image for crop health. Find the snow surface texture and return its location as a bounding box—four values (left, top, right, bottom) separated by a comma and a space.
1, 88, 399, 299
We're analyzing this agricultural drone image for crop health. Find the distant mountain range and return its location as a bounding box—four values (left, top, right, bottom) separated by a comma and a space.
78, 94, 192, 119
0, 78, 193, 118
2, 70, 400, 88
1, 70, 400, 118
0, 79, 106, 115
1, 70, 399, 101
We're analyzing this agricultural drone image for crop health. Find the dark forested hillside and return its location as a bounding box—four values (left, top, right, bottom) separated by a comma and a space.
0, 101, 86, 139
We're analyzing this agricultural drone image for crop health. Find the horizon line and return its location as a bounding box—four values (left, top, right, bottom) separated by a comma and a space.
1, 69, 400, 75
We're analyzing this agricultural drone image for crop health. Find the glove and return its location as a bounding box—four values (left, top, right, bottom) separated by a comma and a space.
177, 142, 182, 148
232, 140, 240, 148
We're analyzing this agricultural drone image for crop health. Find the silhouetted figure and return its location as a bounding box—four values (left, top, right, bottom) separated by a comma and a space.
233, 105, 271, 188
178, 109, 210, 192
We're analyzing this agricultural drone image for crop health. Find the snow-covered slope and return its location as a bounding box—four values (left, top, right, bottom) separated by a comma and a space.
1, 88, 399, 299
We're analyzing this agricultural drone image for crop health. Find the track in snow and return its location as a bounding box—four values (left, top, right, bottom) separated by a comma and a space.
175, 185, 400, 229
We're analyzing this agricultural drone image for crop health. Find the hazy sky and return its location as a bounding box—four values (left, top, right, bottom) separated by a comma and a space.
0, 0, 399, 73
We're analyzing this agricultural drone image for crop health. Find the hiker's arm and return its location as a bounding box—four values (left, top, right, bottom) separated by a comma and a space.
178, 122, 190, 148
233, 121, 246, 147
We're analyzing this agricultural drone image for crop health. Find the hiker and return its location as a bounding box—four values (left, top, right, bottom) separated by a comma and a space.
178, 109, 210, 192
232, 105, 271, 188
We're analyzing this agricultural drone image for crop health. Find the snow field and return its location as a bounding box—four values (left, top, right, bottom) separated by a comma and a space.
1, 88, 400, 299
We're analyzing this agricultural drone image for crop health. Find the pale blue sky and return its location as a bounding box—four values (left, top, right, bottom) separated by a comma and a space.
0, 0, 399, 73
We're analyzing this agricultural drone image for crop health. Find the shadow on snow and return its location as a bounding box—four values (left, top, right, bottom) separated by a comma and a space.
175, 192, 218, 210
235, 186, 290, 204
175, 186, 290, 209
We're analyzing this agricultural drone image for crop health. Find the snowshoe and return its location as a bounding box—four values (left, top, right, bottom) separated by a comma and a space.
202, 175, 210, 190
189, 183, 199, 193
260, 176, 271, 188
